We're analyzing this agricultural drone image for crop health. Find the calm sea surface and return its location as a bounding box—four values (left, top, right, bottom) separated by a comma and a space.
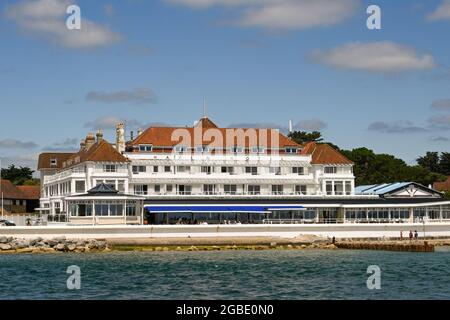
1, 249, 449, 300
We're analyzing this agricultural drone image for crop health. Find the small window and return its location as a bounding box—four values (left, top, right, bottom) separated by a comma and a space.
285, 147, 298, 154
269, 167, 281, 175
251, 146, 265, 154
201, 166, 212, 174
224, 184, 237, 195
174, 145, 187, 153
50, 158, 57, 166
271, 185, 283, 195
153, 166, 159, 173
75, 181, 85, 193
295, 185, 307, 195
166, 185, 173, 192
118, 180, 125, 193
139, 145, 153, 152
248, 185, 260, 195
245, 166, 258, 175
221, 166, 234, 174
324, 166, 337, 174
231, 146, 243, 153
292, 167, 304, 175
132, 166, 146, 174
176, 166, 190, 173
103, 164, 117, 172
164, 166, 171, 172
154, 185, 161, 193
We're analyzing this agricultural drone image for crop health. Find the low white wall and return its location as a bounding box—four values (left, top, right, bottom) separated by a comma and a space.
1, 223, 450, 239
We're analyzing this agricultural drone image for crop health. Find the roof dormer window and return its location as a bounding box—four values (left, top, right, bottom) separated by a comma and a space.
50, 158, 57, 166
285, 147, 298, 154
138, 145, 153, 152
250, 146, 265, 154
174, 145, 187, 153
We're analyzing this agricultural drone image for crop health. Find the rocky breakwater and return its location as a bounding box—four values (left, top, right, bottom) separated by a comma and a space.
0, 236, 109, 254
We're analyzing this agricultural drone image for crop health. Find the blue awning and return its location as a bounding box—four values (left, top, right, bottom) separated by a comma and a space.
144, 205, 304, 213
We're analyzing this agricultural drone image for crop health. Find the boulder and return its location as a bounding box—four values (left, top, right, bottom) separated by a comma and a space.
0, 236, 9, 244
0, 244, 12, 250
67, 244, 77, 251
55, 243, 66, 251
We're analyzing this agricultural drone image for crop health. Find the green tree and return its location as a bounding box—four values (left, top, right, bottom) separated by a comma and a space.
439, 152, 450, 175
342, 148, 446, 186
288, 131, 323, 144
417, 152, 440, 173
0, 165, 35, 185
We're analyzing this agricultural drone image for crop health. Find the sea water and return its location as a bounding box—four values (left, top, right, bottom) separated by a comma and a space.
1, 249, 449, 299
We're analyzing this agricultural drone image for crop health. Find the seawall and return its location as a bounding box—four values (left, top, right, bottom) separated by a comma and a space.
1, 222, 450, 239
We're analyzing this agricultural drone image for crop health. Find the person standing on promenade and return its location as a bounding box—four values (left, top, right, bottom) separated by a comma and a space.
414, 230, 419, 240
400, 231, 403, 239
409, 230, 413, 240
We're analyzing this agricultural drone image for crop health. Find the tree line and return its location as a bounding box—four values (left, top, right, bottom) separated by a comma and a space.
1, 165, 39, 186
288, 131, 449, 189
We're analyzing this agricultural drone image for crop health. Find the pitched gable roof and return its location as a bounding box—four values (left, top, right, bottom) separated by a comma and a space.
302, 142, 353, 165
195, 117, 218, 128
62, 140, 129, 169
0, 179, 26, 200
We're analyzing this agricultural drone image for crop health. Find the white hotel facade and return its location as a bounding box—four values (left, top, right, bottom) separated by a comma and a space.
37, 117, 450, 225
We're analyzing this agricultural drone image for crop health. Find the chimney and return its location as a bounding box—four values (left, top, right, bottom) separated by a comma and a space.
130, 131, 134, 141
80, 138, 86, 150
85, 133, 95, 150
96, 129, 103, 143
137, 129, 143, 137
116, 123, 125, 153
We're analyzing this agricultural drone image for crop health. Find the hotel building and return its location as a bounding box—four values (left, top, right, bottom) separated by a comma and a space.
37, 117, 450, 225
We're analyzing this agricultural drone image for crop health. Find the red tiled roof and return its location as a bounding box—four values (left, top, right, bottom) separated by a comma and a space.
62, 139, 129, 169
129, 118, 299, 150
433, 177, 450, 191
38, 153, 74, 170
0, 179, 26, 200
302, 142, 353, 165
17, 185, 40, 200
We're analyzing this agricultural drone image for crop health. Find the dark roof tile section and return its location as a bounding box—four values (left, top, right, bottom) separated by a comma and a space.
37, 153, 74, 170
17, 185, 40, 200
62, 140, 129, 169
0, 179, 26, 199
433, 177, 450, 191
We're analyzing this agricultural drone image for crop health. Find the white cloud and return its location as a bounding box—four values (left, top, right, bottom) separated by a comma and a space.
84, 116, 144, 130
5, 0, 121, 48
427, 0, 450, 21
166, 0, 360, 30
238, 0, 359, 30
310, 41, 436, 73
368, 121, 428, 133
86, 88, 157, 104
295, 119, 327, 131
0, 139, 39, 149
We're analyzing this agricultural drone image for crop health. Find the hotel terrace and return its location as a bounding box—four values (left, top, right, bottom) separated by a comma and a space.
37, 116, 450, 225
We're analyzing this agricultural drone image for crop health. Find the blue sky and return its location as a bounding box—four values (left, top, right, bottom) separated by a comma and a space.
1, 0, 450, 170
